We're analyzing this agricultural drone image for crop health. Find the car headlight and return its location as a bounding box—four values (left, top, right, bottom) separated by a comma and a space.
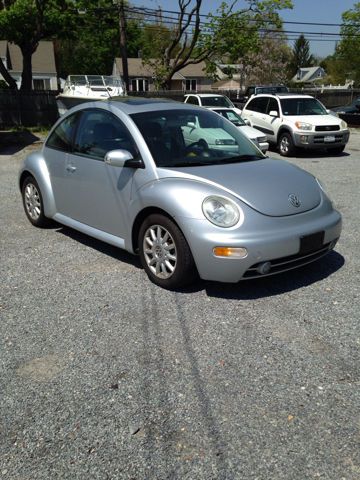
202, 195, 240, 228
256, 136, 267, 143
340, 119, 348, 129
295, 121, 313, 131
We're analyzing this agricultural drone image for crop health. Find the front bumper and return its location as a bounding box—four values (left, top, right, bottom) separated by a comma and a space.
178, 206, 342, 283
293, 129, 350, 149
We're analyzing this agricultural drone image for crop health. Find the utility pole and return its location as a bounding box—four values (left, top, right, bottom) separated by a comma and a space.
118, 0, 129, 92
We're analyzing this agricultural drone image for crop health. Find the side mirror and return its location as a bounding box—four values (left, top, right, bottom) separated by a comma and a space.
105, 149, 144, 169
244, 119, 251, 126
269, 110, 279, 117
187, 121, 196, 128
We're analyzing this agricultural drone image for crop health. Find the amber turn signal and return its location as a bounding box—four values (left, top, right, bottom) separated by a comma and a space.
213, 247, 247, 258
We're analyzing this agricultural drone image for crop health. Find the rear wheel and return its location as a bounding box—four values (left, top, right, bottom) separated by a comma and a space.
138, 214, 197, 289
278, 132, 296, 157
22, 176, 50, 227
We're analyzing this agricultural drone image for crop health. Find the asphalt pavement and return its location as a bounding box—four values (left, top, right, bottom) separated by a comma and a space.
0, 133, 359, 479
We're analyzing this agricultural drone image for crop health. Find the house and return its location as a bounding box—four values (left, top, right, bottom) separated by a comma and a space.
291, 66, 326, 84
112, 58, 213, 92
0, 41, 58, 90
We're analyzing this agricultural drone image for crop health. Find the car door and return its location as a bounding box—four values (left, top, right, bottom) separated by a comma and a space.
64, 108, 139, 239
263, 97, 281, 143
44, 111, 80, 216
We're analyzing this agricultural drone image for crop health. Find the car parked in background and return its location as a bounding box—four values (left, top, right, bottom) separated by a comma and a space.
211, 108, 269, 153
19, 98, 342, 289
184, 93, 242, 115
332, 97, 360, 114
240, 84, 289, 104
241, 93, 350, 156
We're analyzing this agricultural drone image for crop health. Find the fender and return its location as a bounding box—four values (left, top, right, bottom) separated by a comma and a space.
19, 151, 57, 218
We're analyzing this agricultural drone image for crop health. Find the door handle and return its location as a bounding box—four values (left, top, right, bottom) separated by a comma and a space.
66, 165, 77, 173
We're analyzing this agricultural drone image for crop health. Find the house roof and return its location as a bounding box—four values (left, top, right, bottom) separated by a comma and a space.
114, 58, 208, 78
292, 66, 325, 83
1, 41, 57, 74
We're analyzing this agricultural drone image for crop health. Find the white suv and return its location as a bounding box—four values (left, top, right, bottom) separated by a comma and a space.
184, 93, 243, 115
241, 93, 350, 156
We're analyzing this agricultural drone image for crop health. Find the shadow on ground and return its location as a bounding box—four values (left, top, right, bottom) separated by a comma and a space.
56, 224, 345, 299
0, 130, 43, 155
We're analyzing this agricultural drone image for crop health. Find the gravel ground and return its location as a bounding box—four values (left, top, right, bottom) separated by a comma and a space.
0, 133, 359, 480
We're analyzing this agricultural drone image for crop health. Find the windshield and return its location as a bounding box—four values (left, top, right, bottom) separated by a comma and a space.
201, 96, 233, 108
213, 109, 246, 126
280, 98, 327, 116
131, 108, 264, 168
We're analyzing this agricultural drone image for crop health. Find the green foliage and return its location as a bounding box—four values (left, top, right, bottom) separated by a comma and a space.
288, 34, 315, 77
328, 2, 360, 85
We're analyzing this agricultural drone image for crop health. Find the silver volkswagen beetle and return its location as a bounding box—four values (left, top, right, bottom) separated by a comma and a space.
19, 98, 342, 289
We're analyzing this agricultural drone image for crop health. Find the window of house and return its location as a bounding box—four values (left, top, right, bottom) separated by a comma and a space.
131, 78, 149, 92
185, 79, 197, 91
33, 78, 51, 90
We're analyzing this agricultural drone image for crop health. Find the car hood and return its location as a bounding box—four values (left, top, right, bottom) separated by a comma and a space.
286, 114, 343, 127
239, 125, 265, 139
161, 158, 321, 217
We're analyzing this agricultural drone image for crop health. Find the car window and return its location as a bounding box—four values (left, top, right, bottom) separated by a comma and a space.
214, 109, 246, 126
46, 112, 79, 152
186, 96, 199, 105
280, 98, 327, 116
200, 96, 233, 107
266, 98, 279, 114
73, 109, 138, 160
245, 97, 268, 113
130, 108, 264, 168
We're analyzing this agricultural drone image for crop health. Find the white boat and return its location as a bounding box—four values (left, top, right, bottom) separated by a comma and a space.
57, 75, 126, 114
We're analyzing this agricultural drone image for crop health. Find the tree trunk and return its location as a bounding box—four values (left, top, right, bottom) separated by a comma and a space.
20, 47, 34, 91
0, 57, 18, 89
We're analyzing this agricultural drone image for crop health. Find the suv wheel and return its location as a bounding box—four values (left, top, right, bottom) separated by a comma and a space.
278, 132, 296, 157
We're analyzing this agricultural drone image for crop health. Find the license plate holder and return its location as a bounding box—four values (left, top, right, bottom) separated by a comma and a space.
324, 135, 335, 142
299, 231, 325, 255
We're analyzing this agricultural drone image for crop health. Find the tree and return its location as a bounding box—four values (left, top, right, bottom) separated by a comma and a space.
141, 0, 292, 90
327, 2, 360, 85
288, 34, 314, 77
0, 0, 74, 91
55, 1, 144, 78
244, 31, 292, 85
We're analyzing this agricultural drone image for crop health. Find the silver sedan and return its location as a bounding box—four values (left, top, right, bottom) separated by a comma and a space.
19, 98, 342, 289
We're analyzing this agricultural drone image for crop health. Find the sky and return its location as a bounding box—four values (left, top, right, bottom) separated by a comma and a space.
130, 0, 358, 58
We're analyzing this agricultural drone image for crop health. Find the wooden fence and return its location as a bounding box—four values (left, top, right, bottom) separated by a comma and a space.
0, 88, 359, 128
0, 90, 59, 128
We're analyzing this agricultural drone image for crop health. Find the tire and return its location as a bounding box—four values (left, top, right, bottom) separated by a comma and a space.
138, 214, 197, 289
22, 176, 50, 227
327, 145, 345, 154
278, 132, 296, 157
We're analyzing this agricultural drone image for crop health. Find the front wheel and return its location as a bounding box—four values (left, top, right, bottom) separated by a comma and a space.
22, 176, 50, 227
278, 132, 296, 157
138, 214, 197, 289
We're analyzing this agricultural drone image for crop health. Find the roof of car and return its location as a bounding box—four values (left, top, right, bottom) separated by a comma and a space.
71, 97, 207, 115
251, 93, 314, 99
185, 93, 228, 97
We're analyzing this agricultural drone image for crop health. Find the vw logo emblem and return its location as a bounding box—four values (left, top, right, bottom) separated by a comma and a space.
288, 193, 301, 207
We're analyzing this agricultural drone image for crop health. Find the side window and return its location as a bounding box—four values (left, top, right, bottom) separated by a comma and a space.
256, 97, 269, 113
267, 98, 279, 114
245, 98, 259, 112
73, 109, 138, 161
46, 113, 79, 152
186, 96, 199, 105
